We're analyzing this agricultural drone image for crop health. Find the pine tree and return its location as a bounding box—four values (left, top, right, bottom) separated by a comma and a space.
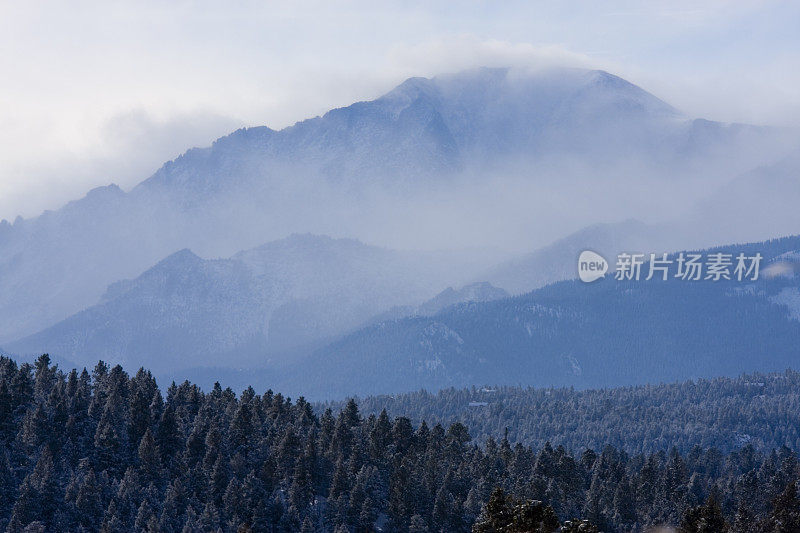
358, 497, 377, 533
433, 483, 457, 532
473, 487, 560, 533
0, 452, 16, 519
289, 441, 315, 512
388, 458, 414, 531
74, 469, 105, 530
473, 487, 512, 533
278, 505, 302, 532
408, 514, 430, 533
207, 457, 229, 508
763, 481, 800, 533
729, 502, 753, 533
300, 516, 315, 533
229, 403, 255, 458
222, 478, 244, 527
368, 409, 392, 462
679, 494, 727, 533
198, 501, 221, 531
134, 500, 157, 532
94, 406, 127, 476
137, 428, 162, 485
100, 499, 126, 533
612, 474, 637, 527
0, 380, 15, 443
159, 478, 188, 533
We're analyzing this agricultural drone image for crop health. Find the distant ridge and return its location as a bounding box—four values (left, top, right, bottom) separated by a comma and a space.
5, 234, 484, 373
282, 234, 800, 398
0, 66, 790, 363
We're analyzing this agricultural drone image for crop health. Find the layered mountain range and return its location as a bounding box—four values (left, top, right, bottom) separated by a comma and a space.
6, 234, 494, 372
2, 66, 799, 398
278, 236, 800, 399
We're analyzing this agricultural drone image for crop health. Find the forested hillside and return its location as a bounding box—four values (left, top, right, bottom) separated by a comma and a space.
2, 355, 800, 532
293, 235, 800, 398
330, 371, 800, 455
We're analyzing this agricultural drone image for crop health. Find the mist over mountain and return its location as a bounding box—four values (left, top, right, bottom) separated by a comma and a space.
369, 281, 510, 323
5, 234, 488, 373
279, 235, 800, 399
680, 150, 800, 244
483, 219, 678, 294
5, 6, 800, 531
0, 66, 795, 360
415, 282, 509, 315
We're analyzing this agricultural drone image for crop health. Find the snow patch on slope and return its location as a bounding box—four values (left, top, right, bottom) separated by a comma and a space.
771, 287, 800, 321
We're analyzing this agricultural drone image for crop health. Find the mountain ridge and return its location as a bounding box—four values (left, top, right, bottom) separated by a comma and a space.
0, 65, 793, 349
277, 234, 800, 399
3, 234, 487, 372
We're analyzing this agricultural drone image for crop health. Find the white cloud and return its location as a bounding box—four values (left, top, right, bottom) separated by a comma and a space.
385, 37, 593, 76
0, 109, 240, 220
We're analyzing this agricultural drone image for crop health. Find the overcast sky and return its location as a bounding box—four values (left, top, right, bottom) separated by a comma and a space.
1, 0, 798, 220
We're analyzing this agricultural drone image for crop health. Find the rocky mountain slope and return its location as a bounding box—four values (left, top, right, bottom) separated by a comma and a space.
5, 234, 482, 373
0, 67, 787, 346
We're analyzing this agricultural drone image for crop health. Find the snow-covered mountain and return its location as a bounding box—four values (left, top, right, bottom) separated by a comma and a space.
0, 66, 792, 347
277, 235, 800, 399
415, 282, 509, 316
4, 234, 485, 373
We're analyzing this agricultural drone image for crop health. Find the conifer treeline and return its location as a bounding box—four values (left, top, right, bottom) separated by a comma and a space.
338, 371, 800, 455
1, 355, 799, 532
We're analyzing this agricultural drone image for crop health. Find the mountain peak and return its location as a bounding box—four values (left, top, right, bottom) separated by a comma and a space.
380, 76, 434, 101
416, 281, 509, 316
127, 65, 710, 205
62, 183, 126, 213
156, 248, 202, 268
379, 66, 511, 104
